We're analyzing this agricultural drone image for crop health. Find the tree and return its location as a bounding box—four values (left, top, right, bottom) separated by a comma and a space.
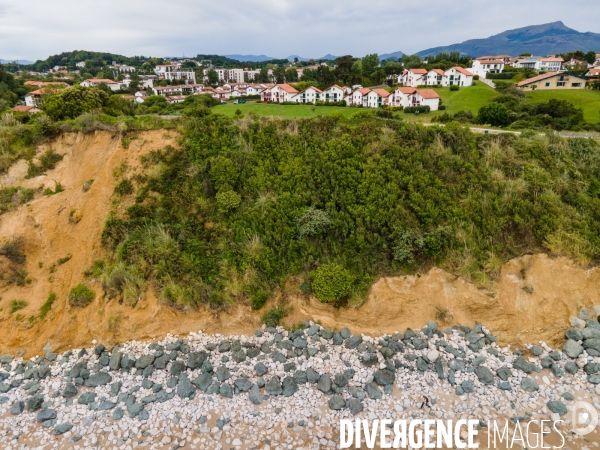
361, 54, 380, 83
285, 67, 298, 83
311, 263, 354, 303
43, 86, 108, 120
272, 66, 286, 84
476, 102, 512, 127
207, 69, 219, 85
256, 67, 270, 83
128, 73, 141, 94
316, 65, 335, 88
334, 55, 356, 85
584, 51, 597, 65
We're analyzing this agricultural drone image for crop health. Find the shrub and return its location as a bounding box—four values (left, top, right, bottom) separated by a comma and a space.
449, 85, 459, 91
115, 179, 134, 196
39, 293, 56, 319
9, 299, 27, 314
263, 307, 286, 327
68, 284, 95, 307
404, 105, 431, 114
297, 207, 332, 238
216, 190, 241, 213
476, 102, 512, 127
311, 263, 354, 303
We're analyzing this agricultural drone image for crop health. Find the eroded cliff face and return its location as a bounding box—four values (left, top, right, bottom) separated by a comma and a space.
0, 131, 598, 357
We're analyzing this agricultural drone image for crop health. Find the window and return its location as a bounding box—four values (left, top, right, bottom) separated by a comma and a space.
571, 83, 581, 87
557, 82, 565, 87
545, 82, 550, 87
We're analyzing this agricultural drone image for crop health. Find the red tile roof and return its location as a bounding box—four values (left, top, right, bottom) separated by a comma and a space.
277, 84, 298, 94
357, 88, 371, 95
430, 69, 445, 76
12, 105, 35, 112
452, 67, 474, 76
396, 87, 416, 94
372, 88, 390, 98
410, 69, 428, 74
416, 89, 440, 99
517, 71, 561, 86
86, 78, 118, 84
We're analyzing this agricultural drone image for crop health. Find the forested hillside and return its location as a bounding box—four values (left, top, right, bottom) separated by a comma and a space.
100, 112, 600, 312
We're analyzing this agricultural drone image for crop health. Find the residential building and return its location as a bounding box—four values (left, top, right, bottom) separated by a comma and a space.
345, 87, 371, 106
24, 81, 68, 88
517, 72, 587, 91
320, 85, 346, 102
12, 105, 42, 114
412, 89, 440, 110
512, 57, 541, 70
388, 87, 416, 108
442, 67, 474, 87
111, 61, 136, 73
364, 88, 390, 108
76, 61, 85, 68
388, 87, 440, 110
539, 57, 563, 72
134, 91, 147, 103
291, 86, 322, 104
563, 59, 589, 70
424, 69, 445, 85
401, 68, 428, 87
261, 84, 298, 103
24, 86, 67, 107
155, 64, 196, 83
585, 67, 600, 81
152, 85, 183, 96
166, 95, 186, 104
80, 78, 122, 91
470, 58, 505, 77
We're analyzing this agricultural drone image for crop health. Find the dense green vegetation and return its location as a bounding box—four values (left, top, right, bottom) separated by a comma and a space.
100, 112, 600, 313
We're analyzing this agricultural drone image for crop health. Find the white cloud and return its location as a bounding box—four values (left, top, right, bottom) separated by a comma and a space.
0, 0, 597, 60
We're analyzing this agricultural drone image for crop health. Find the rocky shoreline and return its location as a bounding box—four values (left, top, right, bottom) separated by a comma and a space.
1, 308, 600, 449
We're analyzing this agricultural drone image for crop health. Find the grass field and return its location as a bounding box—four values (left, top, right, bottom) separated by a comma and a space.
524, 89, 600, 123
212, 102, 357, 119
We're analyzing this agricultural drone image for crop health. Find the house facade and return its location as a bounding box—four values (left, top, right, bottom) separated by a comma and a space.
261, 84, 298, 103
401, 69, 427, 87
364, 89, 390, 108
424, 69, 445, 85
320, 85, 346, 102
389, 87, 416, 107
517, 72, 587, 91
291, 86, 322, 103
470, 58, 505, 78
80, 78, 122, 91
442, 67, 474, 87
346, 88, 370, 106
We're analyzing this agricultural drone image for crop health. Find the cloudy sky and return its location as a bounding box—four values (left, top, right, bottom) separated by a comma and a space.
0, 0, 598, 61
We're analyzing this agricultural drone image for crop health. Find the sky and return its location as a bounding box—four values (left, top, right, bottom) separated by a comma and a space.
0, 0, 598, 61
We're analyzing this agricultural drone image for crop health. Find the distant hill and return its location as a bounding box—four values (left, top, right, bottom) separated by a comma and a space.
317, 54, 337, 60
224, 54, 276, 62
0, 59, 33, 65
379, 51, 404, 61
417, 21, 600, 57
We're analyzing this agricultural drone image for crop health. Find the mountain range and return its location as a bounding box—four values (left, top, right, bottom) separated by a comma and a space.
0, 59, 33, 65
415, 21, 600, 57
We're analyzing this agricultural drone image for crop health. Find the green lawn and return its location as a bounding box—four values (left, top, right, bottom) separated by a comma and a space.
212, 102, 357, 119
524, 89, 600, 123
213, 83, 498, 123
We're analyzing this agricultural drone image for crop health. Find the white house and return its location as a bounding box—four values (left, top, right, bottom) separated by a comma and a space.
166, 95, 186, 104
320, 85, 346, 103
80, 78, 122, 91
134, 91, 146, 103
424, 69, 445, 86
389, 87, 416, 108
364, 88, 390, 108
413, 89, 440, 110
155, 64, 196, 83
75, 61, 85, 68
470, 58, 505, 78
261, 84, 298, 103
539, 57, 564, 72
442, 67, 474, 87
152, 85, 183, 96
401, 68, 428, 87
291, 86, 322, 104
345, 88, 371, 106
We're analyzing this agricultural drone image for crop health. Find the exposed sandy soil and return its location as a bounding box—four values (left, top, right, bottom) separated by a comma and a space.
0, 131, 599, 358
